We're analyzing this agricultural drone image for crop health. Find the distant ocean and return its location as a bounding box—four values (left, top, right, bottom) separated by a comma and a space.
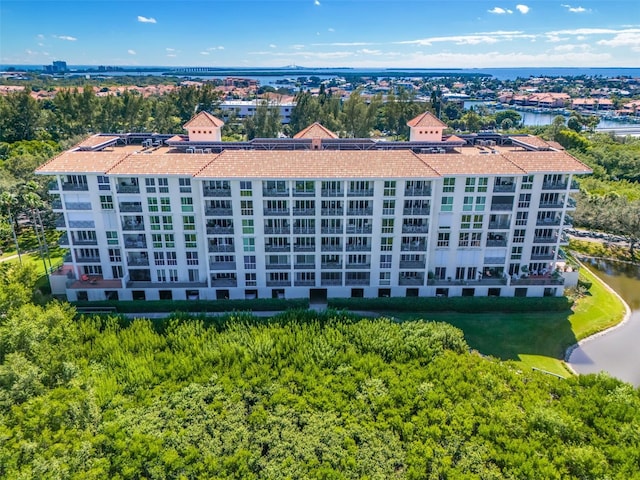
2, 65, 640, 82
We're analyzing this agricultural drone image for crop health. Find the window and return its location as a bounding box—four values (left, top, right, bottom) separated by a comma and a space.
240, 181, 252, 196
152, 234, 162, 248
184, 234, 197, 248
186, 252, 198, 265
100, 195, 113, 210
181, 197, 194, 212
147, 197, 158, 212
443, 177, 455, 193
518, 194, 531, 209
477, 177, 488, 192
179, 178, 192, 193
380, 254, 392, 269
473, 215, 484, 229
383, 181, 396, 197
511, 246, 523, 260
108, 248, 121, 263
106, 231, 118, 245
471, 232, 482, 247
437, 232, 450, 247
160, 197, 171, 212
183, 216, 195, 231
169, 269, 178, 282
97, 175, 110, 191
244, 255, 256, 269
241, 200, 253, 215
243, 238, 255, 252
383, 200, 395, 216
381, 219, 394, 234
461, 215, 472, 229
379, 272, 391, 285
380, 237, 393, 251
241, 219, 254, 234
157, 269, 167, 282
441, 196, 453, 212
295, 180, 315, 195
475, 196, 486, 211
516, 212, 528, 226
465, 178, 475, 192
434, 267, 446, 280
458, 232, 469, 247
459, 232, 482, 247
245, 273, 257, 286
154, 252, 165, 266
158, 178, 169, 193
463, 196, 473, 211
150, 215, 161, 231
162, 215, 173, 231
145, 178, 156, 193
522, 175, 534, 190
165, 234, 175, 248
513, 229, 526, 244
167, 252, 177, 266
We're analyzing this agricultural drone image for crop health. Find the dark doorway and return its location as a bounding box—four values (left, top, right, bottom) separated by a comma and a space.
310, 288, 327, 304
216, 289, 230, 300
159, 290, 173, 300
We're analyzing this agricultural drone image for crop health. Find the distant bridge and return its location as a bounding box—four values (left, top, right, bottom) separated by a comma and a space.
596, 126, 640, 136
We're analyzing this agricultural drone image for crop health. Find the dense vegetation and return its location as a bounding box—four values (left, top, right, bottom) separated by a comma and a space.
1, 264, 639, 479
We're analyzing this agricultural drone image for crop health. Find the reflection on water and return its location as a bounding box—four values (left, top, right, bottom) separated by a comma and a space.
581, 258, 640, 310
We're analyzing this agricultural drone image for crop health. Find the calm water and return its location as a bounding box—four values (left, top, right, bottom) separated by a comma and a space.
569, 259, 640, 385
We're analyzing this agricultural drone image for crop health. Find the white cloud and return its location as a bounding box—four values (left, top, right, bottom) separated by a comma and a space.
166, 48, 175, 52
292, 44, 305, 50
358, 49, 383, 55
128, 49, 136, 55
328, 28, 335, 32
37, 34, 45, 39
54, 35, 77, 41
313, 42, 375, 47
516, 4, 530, 14
207, 46, 224, 51
137, 16, 157, 24
597, 32, 640, 48
488, 7, 512, 14
561, 4, 589, 13
167, 54, 177, 57
547, 27, 640, 36
200, 51, 210, 55
553, 43, 591, 52
314, 0, 320, 5
398, 31, 535, 46
269, 44, 277, 48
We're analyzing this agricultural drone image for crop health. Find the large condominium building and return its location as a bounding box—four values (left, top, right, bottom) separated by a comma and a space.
37, 111, 590, 302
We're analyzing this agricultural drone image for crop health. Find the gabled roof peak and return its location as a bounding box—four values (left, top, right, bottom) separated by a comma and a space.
293, 122, 339, 139
407, 111, 447, 128
183, 111, 225, 129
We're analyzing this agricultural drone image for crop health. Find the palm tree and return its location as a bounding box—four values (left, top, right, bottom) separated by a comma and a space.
0, 191, 22, 263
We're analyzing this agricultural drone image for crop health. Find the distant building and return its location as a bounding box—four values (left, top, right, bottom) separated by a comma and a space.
37, 111, 588, 302
44, 61, 67, 73
219, 99, 296, 124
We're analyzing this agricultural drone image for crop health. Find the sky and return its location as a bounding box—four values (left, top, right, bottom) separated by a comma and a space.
1, 0, 639, 68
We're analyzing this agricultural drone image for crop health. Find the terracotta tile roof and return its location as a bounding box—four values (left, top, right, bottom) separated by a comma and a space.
106, 153, 217, 176
510, 135, 554, 150
444, 134, 466, 143
503, 151, 592, 174
36, 151, 129, 174
293, 122, 339, 139
183, 111, 224, 129
419, 153, 526, 176
407, 111, 447, 128
195, 150, 440, 179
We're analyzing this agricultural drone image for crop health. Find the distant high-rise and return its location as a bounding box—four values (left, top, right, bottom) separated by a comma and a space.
43, 61, 67, 73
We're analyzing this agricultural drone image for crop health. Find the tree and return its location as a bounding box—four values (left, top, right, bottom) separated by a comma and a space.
244, 100, 281, 139
0, 90, 42, 142
0, 192, 22, 263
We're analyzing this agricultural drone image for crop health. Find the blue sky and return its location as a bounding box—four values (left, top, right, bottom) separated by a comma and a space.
1, 0, 639, 67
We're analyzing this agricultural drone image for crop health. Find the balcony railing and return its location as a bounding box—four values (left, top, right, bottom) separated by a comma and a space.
346, 244, 371, 252
403, 207, 430, 216
58, 234, 69, 246
116, 185, 140, 194
537, 217, 561, 226
208, 245, 235, 253
321, 189, 344, 197
399, 260, 426, 269
294, 263, 315, 270
293, 208, 315, 216
203, 188, 231, 197
345, 278, 370, 285
209, 262, 237, 270
266, 280, 291, 287
48, 181, 59, 191
119, 203, 143, 213
205, 208, 233, 216
399, 276, 424, 285
122, 223, 144, 231
531, 253, 555, 260
405, 188, 432, 197
491, 203, 514, 211
533, 236, 558, 244
68, 220, 95, 228
127, 257, 150, 266
401, 242, 427, 251
211, 278, 238, 287
321, 279, 342, 285
321, 227, 343, 234
346, 263, 371, 270
484, 257, 506, 265
264, 226, 290, 235
486, 238, 507, 247
321, 245, 342, 252
321, 262, 342, 269
293, 190, 315, 197
493, 183, 516, 192
76, 256, 101, 263
124, 239, 147, 249
206, 226, 234, 235
62, 183, 88, 191
263, 189, 289, 197
346, 208, 373, 216
72, 238, 98, 246
293, 244, 315, 252
264, 208, 290, 216
321, 208, 343, 216
65, 202, 92, 210
266, 264, 291, 270
294, 280, 316, 286
52, 200, 63, 210
265, 245, 290, 252
539, 202, 564, 209
346, 226, 373, 234
542, 181, 568, 190
402, 225, 428, 234
347, 189, 374, 197
293, 227, 315, 235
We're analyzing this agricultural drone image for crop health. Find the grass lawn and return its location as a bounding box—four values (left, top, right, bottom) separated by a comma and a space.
392, 266, 626, 377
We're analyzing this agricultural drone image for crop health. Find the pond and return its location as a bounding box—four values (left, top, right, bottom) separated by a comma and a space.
568, 258, 640, 386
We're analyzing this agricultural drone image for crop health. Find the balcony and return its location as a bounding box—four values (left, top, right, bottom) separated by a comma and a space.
265, 244, 290, 253
263, 189, 290, 197
208, 245, 235, 253
486, 238, 507, 247
207, 226, 234, 235
512, 276, 564, 286
346, 244, 371, 252
58, 233, 69, 246
405, 187, 431, 197
119, 202, 143, 213
347, 189, 374, 197
346, 262, 370, 270
566, 198, 577, 209
399, 260, 426, 269
294, 263, 315, 270
345, 278, 370, 286
531, 253, 555, 260
321, 278, 342, 286
537, 217, 561, 226
321, 245, 342, 252
295, 279, 316, 286
264, 226, 290, 235
321, 227, 343, 234
266, 280, 291, 287
491, 203, 514, 212
493, 183, 516, 193
399, 275, 425, 286
52, 199, 63, 210
321, 208, 343, 216
203, 187, 231, 197
76, 256, 101, 263
211, 277, 237, 287
321, 262, 342, 269
264, 208, 290, 216
293, 244, 315, 252
563, 216, 574, 227
542, 181, 568, 190
569, 180, 579, 191
293, 208, 315, 216
321, 189, 344, 197
124, 237, 147, 249
65, 202, 92, 210
483, 257, 506, 265
68, 220, 95, 229
402, 225, 428, 234
48, 180, 59, 191
266, 263, 291, 270
72, 237, 98, 246
539, 201, 564, 209
346, 226, 373, 234
122, 222, 144, 231
347, 208, 373, 216
401, 242, 427, 252
209, 261, 237, 270
205, 207, 233, 216
116, 184, 140, 194
127, 256, 150, 267
293, 227, 315, 235
403, 207, 430, 216
62, 183, 88, 191
534, 236, 558, 244
293, 189, 315, 197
